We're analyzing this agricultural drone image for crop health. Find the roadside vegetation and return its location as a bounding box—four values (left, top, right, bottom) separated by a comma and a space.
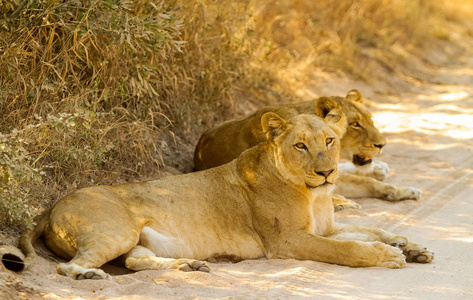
1, 0, 472, 231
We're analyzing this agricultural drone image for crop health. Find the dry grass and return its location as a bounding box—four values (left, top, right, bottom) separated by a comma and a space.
0, 0, 472, 231
0, 0, 262, 230
249, 0, 473, 91
0, 0, 186, 229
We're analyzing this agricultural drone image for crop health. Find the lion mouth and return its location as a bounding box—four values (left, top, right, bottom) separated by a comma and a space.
306, 181, 332, 189
353, 155, 373, 166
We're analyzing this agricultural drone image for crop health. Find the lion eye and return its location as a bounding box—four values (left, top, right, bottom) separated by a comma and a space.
350, 122, 360, 128
325, 138, 334, 145
295, 143, 307, 150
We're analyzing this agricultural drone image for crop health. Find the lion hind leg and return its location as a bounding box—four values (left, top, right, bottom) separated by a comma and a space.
124, 245, 210, 272
56, 237, 137, 280
53, 229, 141, 280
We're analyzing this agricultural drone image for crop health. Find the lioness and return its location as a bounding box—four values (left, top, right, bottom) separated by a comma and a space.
19, 111, 432, 280
194, 90, 420, 208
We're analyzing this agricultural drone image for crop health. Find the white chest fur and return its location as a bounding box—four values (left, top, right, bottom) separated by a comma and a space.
308, 188, 335, 236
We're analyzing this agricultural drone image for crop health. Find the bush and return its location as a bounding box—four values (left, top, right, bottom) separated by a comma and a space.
0, 127, 45, 230
0, 0, 259, 230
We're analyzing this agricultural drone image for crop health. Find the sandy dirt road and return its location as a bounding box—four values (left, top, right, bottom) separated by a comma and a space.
1, 55, 473, 300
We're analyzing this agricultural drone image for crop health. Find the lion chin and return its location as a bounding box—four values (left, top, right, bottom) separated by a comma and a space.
352, 154, 373, 166
306, 181, 333, 189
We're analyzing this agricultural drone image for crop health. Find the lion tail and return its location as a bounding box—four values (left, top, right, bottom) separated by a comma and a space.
4, 208, 52, 271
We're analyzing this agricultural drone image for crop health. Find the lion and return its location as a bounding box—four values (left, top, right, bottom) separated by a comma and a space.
18, 111, 432, 280
194, 90, 420, 210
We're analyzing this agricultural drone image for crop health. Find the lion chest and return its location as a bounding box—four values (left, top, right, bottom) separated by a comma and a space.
308, 193, 335, 236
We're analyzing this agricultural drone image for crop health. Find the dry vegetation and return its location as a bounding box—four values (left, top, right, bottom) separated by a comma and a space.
0, 0, 472, 231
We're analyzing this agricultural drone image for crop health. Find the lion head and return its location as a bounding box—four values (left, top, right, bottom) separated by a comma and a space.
332, 90, 386, 166
261, 108, 346, 191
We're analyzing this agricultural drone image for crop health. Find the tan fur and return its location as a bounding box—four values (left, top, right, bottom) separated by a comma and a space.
19, 112, 432, 280
194, 90, 420, 206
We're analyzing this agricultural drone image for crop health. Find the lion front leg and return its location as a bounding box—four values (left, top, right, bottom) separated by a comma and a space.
275, 230, 406, 269
339, 160, 389, 181
331, 223, 434, 264
336, 173, 421, 201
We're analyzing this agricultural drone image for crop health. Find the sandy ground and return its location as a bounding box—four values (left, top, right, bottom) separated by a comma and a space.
1, 48, 473, 299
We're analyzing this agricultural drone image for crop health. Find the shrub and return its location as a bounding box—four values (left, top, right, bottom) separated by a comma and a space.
0, 0, 259, 230
0, 125, 46, 230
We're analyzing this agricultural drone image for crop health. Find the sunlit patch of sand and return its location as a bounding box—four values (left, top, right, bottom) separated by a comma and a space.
417, 91, 470, 102
372, 96, 473, 140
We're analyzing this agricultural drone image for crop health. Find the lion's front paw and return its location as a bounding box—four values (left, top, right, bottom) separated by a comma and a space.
398, 187, 421, 200
178, 260, 210, 272
387, 237, 434, 264
385, 186, 421, 201
388, 235, 408, 247
332, 194, 361, 212
371, 242, 406, 269
370, 160, 389, 181
402, 243, 434, 263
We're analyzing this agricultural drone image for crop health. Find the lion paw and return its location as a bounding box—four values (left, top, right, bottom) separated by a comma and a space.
332, 194, 361, 212
385, 186, 421, 201
371, 242, 406, 269
370, 160, 389, 181
76, 270, 109, 280
388, 236, 408, 248
402, 244, 434, 263
57, 262, 112, 280
178, 260, 210, 272
398, 187, 421, 200
388, 237, 434, 264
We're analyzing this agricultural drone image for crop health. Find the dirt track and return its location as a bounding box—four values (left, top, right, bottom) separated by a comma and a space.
1, 51, 473, 300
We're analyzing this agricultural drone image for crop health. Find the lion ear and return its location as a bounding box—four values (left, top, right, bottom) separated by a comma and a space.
315, 97, 338, 118
261, 112, 287, 141
346, 89, 363, 104
324, 109, 347, 138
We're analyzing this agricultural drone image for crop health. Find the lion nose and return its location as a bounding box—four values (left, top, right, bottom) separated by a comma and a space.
315, 169, 334, 178
374, 143, 385, 149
